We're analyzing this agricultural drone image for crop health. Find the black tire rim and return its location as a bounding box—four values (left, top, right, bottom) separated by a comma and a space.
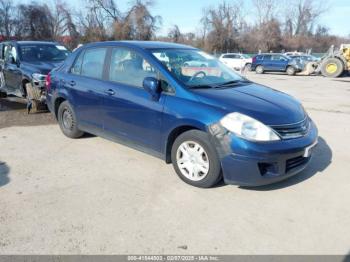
62, 108, 74, 131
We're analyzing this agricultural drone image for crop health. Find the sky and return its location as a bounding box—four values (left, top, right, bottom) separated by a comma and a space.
21, 0, 350, 37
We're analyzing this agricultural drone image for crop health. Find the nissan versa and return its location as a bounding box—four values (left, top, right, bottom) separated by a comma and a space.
46, 41, 318, 188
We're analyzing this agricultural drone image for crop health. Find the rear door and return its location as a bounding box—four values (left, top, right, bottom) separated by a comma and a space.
101, 46, 167, 153
64, 47, 107, 133
261, 55, 272, 70
270, 55, 288, 71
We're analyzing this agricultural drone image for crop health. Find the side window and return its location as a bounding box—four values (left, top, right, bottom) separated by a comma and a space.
4, 45, 14, 63
80, 48, 107, 79
263, 55, 271, 61
109, 47, 157, 88
70, 51, 84, 75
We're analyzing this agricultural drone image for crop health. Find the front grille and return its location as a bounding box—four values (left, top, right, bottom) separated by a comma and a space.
285, 156, 310, 173
271, 117, 310, 139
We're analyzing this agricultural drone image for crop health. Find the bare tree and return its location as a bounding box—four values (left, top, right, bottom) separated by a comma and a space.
16, 3, 55, 40
252, 0, 279, 26
200, 1, 244, 53
168, 25, 183, 43
283, 0, 328, 36
0, 0, 15, 39
121, 0, 161, 40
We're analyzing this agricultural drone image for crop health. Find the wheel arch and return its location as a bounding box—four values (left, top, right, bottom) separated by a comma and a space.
54, 96, 67, 119
21, 78, 31, 97
164, 124, 206, 163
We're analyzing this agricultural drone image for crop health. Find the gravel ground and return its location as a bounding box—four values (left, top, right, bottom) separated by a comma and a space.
0, 73, 349, 255
0, 96, 55, 129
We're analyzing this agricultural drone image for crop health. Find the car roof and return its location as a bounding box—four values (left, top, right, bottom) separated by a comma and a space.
83, 41, 196, 50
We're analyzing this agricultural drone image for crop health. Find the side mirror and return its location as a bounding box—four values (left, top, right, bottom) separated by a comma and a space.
143, 77, 161, 101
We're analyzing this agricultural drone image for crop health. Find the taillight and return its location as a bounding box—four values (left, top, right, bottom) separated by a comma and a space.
45, 73, 51, 92
252, 56, 257, 63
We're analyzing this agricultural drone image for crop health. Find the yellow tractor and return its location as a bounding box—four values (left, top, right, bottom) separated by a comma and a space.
318, 44, 350, 78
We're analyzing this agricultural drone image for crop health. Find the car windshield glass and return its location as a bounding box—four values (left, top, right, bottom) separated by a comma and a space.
242, 54, 251, 59
151, 49, 243, 88
19, 44, 70, 62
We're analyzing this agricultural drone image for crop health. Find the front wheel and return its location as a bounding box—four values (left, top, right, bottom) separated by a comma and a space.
171, 130, 222, 188
255, 65, 264, 74
286, 66, 296, 76
321, 58, 344, 78
58, 101, 84, 138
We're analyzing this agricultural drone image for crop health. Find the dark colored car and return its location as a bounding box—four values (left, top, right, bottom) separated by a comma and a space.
251, 53, 303, 75
0, 41, 70, 109
46, 41, 318, 188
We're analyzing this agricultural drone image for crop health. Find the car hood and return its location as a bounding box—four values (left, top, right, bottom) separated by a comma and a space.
191, 83, 306, 125
21, 61, 63, 75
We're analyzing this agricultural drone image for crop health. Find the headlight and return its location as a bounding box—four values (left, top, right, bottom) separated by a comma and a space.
220, 112, 280, 141
32, 73, 47, 81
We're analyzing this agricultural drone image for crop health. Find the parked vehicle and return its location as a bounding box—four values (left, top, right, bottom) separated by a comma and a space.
317, 44, 350, 77
46, 41, 318, 188
0, 41, 70, 110
183, 59, 209, 67
219, 53, 252, 71
251, 53, 303, 75
288, 54, 320, 63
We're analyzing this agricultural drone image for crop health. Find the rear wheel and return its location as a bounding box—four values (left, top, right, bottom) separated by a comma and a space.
286, 66, 296, 76
321, 58, 344, 78
255, 65, 264, 74
171, 130, 222, 188
58, 101, 84, 138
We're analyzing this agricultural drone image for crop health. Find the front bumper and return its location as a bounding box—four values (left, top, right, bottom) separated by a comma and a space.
30, 79, 46, 103
211, 120, 318, 186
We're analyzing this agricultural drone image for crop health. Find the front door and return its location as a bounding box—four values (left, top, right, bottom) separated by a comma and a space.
102, 47, 166, 153
3, 45, 22, 93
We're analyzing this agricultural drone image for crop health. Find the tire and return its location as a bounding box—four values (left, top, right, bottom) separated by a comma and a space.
57, 101, 84, 138
0, 71, 7, 98
321, 58, 344, 78
255, 65, 264, 74
171, 130, 222, 188
245, 63, 252, 71
286, 66, 296, 76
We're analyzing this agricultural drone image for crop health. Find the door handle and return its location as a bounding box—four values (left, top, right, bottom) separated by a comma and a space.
69, 80, 76, 86
104, 89, 115, 96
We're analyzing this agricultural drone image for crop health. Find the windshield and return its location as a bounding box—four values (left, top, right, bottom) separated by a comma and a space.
242, 54, 251, 59
151, 49, 243, 88
19, 44, 70, 62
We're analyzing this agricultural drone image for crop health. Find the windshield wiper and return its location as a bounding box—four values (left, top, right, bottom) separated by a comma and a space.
188, 84, 215, 89
214, 79, 251, 88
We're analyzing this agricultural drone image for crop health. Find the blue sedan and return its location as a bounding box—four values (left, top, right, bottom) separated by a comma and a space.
45, 41, 318, 188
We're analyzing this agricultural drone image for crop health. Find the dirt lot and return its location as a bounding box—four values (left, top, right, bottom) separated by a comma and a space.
0, 73, 350, 254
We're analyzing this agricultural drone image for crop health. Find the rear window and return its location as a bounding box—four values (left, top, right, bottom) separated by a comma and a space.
70, 48, 107, 79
